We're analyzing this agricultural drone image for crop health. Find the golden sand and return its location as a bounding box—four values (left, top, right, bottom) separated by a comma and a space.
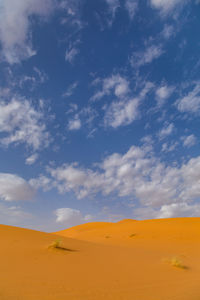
1, 218, 200, 299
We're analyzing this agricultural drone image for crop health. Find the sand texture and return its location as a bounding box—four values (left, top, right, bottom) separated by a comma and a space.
1, 218, 200, 299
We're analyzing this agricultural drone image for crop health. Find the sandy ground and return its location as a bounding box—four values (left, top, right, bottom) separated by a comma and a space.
1, 218, 200, 299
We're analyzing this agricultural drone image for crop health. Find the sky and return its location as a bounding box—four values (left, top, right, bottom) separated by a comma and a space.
0, 0, 200, 231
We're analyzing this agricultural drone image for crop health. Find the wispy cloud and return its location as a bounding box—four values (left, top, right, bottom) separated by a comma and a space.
65, 47, 79, 64
0, 203, 32, 225
150, 0, 189, 16
62, 82, 78, 98
125, 0, 138, 20
131, 44, 164, 68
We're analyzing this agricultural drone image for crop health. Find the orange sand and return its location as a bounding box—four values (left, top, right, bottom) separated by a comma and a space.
1, 218, 200, 299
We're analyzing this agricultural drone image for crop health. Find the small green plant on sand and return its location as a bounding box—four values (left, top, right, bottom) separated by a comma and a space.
49, 239, 65, 250
170, 257, 187, 269
129, 233, 136, 238
48, 239, 76, 252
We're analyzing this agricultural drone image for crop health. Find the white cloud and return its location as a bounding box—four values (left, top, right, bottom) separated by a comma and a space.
157, 203, 200, 218
182, 134, 197, 148
68, 116, 81, 130
65, 47, 79, 64
0, 0, 54, 64
133, 202, 200, 219
158, 123, 174, 139
161, 141, 178, 152
34, 144, 200, 217
0, 97, 50, 150
162, 24, 174, 39
131, 44, 164, 68
29, 175, 52, 191
105, 0, 138, 22
105, 0, 120, 19
104, 98, 139, 128
0, 203, 32, 225
150, 0, 188, 16
103, 81, 153, 129
155, 85, 174, 107
176, 82, 200, 113
55, 207, 92, 225
62, 82, 78, 98
0, 173, 35, 201
125, 0, 138, 20
25, 153, 39, 165
91, 74, 129, 101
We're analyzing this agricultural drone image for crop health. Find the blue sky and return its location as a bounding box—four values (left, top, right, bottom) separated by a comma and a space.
0, 0, 200, 231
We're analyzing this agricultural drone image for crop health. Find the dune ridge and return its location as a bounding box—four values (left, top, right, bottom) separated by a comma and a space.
1, 218, 200, 299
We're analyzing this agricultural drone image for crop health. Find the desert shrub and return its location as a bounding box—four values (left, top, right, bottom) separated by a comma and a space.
170, 257, 187, 269
50, 239, 62, 248
129, 233, 136, 238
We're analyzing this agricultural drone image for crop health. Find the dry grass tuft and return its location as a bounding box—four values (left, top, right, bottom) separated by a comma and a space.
129, 233, 136, 238
170, 257, 187, 269
49, 239, 62, 249
163, 256, 188, 270
48, 239, 76, 252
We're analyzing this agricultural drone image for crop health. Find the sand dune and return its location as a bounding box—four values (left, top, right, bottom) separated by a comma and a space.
1, 218, 200, 299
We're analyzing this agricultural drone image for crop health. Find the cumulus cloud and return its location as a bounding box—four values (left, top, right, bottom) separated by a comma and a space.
133, 203, 200, 219
91, 74, 130, 101
25, 153, 39, 165
0, 173, 35, 201
68, 116, 81, 130
55, 207, 92, 225
131, 44, 164, 68
158, 123, 174, 139
182, 134, 197, 148
33, 144, 200, 218
104, 98, 139, 128
103, 82, 153, 128
92, 76, 153, 129
0, 97, 50, 150
29, 175, 52, 191
0, 0, 54, 64
176, 82, 200, 113
161, 141, 178, 153
155, 85, 174, 107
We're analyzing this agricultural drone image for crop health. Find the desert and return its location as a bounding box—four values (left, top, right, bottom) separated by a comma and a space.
1, 218, 200, 300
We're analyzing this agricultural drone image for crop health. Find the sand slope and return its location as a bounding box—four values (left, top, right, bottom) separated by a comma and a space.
1, 218, 200, 299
